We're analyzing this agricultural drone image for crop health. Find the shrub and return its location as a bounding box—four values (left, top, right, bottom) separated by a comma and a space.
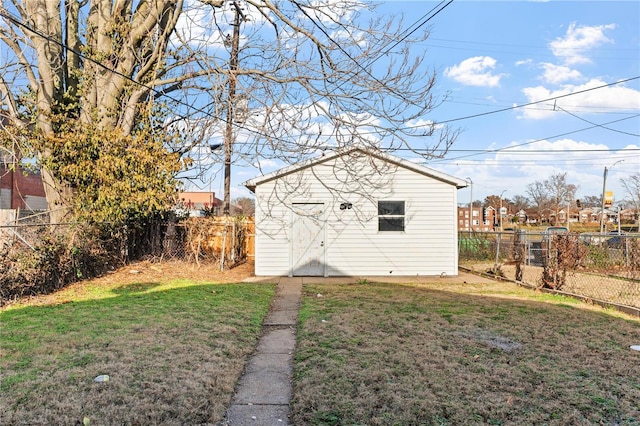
539, 234, 588, 290
0, 225, 118, 306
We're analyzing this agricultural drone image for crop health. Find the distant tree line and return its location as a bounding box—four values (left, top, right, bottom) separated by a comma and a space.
472, 172, 640, 226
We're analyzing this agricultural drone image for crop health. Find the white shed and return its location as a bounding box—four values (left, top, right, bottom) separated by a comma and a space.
244, 147, 468, 277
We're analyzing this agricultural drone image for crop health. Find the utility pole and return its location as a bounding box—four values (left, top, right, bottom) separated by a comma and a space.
600, 166, 608, 234
601, 160, 624, 233
223, 2, 243, 216
499, 190, 506, 232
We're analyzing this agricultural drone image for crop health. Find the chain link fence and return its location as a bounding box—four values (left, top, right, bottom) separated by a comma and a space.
160, 217, 254, 269
0, 212, 254, 305
459, 231, 640, 313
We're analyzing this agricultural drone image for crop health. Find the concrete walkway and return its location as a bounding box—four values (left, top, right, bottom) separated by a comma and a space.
223, 271, 495, 425
224, 277, 302, 425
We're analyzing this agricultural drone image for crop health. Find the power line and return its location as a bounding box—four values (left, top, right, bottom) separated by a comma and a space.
433, 76, 640, 125
438, 158, 639, 167
289, 0, 453, 111
351, 76, 640, 137
555, 105, 640, 137
444, 97, 639, 114
425, 148, 640, 154
429, 113, 640, 163
427, 36, 639, 53
2, 4, 638, 162
374, 0, 454, 60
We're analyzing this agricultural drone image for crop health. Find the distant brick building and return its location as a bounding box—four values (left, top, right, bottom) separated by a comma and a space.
1, 110, 46, 211
0, 163, 47, 210
457, 206, 497, 232
176, 191, 221, 216
176, 191, 245, 216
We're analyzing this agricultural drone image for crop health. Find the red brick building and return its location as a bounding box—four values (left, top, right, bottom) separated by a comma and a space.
176, 191, 221, 216
0, 162, 47, 210
457, 206, 498, 232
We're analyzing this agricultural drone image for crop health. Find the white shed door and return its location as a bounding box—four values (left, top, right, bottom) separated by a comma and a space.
292, 203, 325, 276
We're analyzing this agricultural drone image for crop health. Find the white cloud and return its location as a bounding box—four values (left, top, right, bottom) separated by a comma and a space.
549, 22, 615, 65
308, 0, 366, 23
174, 0, 269, 49
539, 63, 583, 84
330, 28, 368, 48
444, 138, 637, 201
407, 157, 427, 164
444, 56, 506, 87
174, 1, 225, 48
519, 79, 640, 120
253, 158, 281, 170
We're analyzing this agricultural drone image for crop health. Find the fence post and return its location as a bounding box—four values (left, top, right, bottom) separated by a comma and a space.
494, 231, 502, 271
513, 230, 525, 281
220, 217, 227, 271
231, 219, 236, 264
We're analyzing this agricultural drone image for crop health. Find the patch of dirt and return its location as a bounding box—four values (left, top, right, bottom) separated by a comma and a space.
459, 328, 523, 352
6, 259, 256, 309
98, 259, 257, 285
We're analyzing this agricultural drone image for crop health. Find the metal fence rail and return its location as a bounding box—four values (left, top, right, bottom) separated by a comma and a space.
459, 231, 640, 311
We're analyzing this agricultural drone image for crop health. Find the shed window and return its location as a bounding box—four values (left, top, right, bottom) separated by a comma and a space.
378, 201, 405, 232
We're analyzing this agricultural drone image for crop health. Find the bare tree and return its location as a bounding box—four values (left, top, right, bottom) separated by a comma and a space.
510, 194, 530, 213
0, 0, 204, 221
526, 180, 550, 223
1, 0, 457, 222
621, 173, 640, 231
581, 195, 601, 208
483, 195, 501, 210
231, 196, 255, 216
544, 172, 577, 225
173, 1, 459, 211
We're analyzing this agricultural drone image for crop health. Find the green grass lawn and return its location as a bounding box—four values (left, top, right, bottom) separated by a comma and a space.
292, 281, 640, 425
1, 278, 275, 425
4, 270, 640, 425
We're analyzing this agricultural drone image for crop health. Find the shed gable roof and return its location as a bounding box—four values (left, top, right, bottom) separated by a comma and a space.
243, 147, 469, 192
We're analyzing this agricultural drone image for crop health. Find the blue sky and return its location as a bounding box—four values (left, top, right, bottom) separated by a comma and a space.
193, 1, 639, 206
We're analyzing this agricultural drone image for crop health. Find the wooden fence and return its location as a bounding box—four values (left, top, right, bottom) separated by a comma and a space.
176, 216, 254, 269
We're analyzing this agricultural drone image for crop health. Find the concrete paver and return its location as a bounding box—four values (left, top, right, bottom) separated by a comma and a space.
270, 295, 301, 310
256, 328, 296, 354
263, 310, 298, 326
224, 405, 289, 426
232, 368, 292, 404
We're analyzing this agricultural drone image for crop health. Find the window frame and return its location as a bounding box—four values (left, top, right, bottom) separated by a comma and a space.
378, 200, 405, 232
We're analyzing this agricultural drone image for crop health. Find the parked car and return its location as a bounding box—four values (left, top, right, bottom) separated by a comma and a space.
542, 226, 569, 243
604, 230, 626, 248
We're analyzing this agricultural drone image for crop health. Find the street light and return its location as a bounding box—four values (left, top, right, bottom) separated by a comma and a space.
600, 160, 624, 233
499, 190, 507, 232
466, 177, 473, 234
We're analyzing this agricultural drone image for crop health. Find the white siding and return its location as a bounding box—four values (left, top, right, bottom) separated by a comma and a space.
253, 153, 460, 276
0, 209, 17, 249
253, 192, 292, 276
